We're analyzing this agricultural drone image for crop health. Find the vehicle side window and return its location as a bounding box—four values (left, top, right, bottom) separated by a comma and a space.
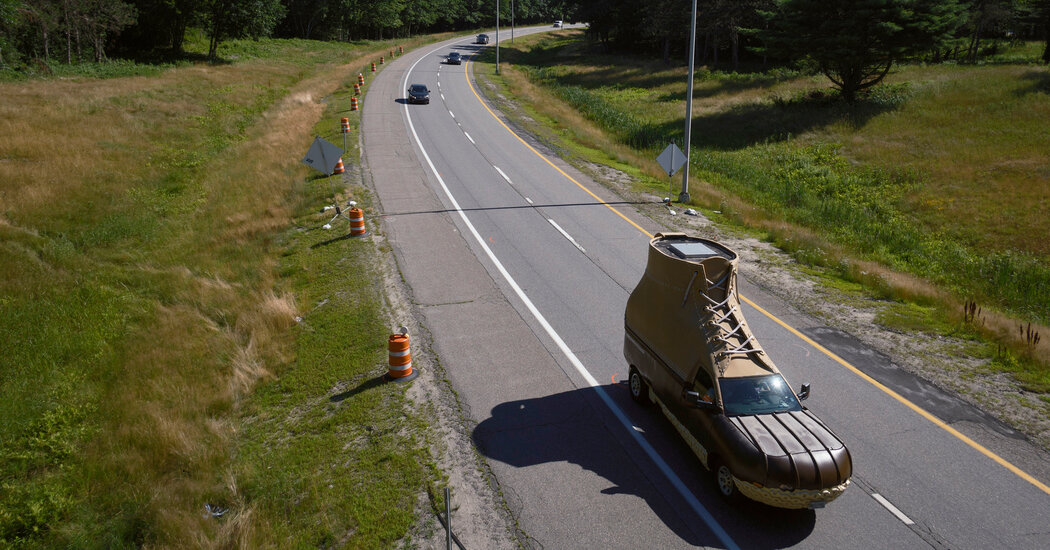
693, 369, 715, 402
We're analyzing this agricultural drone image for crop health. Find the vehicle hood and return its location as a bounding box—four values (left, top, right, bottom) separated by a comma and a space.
729, 410, 852, 489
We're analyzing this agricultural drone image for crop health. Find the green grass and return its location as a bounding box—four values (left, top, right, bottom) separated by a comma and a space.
233, 185, 439, 547
1, 31, 443, 547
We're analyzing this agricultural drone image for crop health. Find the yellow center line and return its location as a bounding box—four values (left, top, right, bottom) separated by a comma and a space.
464, 59, 653, 238
462, 56, 1050, 496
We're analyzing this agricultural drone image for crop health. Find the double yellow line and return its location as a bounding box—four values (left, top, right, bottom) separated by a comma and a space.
462, 55, 1050, 496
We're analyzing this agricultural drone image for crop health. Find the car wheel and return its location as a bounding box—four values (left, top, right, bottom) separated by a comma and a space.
712, 459, 741, 502
628, 366, 651, 406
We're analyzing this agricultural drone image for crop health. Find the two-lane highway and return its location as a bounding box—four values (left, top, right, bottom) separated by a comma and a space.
363, 27, 1050, 548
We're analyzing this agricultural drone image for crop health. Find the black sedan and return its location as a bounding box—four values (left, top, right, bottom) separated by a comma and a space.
406, 84, 430, 104
446, 51, 462, 65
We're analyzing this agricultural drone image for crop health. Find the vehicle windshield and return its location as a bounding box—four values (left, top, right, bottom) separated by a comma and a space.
410, 85, 427, 93
449, 52, 460, 59
719, 374, 802, 416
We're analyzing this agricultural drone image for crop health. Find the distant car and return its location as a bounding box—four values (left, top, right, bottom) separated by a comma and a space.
446, 51, 462, 65
553, 20, 562, 28
476, 34, 490, 44
406, 84, 430, 104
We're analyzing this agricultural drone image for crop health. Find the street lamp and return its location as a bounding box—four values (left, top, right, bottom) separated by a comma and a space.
496, 0, 500, 74
680, 0, 698, 204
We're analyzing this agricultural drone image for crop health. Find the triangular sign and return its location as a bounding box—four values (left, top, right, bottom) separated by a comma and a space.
302, 136, 345, 175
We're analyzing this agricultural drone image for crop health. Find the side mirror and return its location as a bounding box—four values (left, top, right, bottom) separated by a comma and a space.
798, 383, 811, 401
683, 389, 720, 412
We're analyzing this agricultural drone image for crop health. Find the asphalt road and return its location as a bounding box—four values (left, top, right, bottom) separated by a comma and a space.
362, 26, 1050, 549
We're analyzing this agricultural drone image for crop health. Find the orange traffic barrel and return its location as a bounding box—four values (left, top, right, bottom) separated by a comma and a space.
340, 117, 350, 133
354, 83, 360, 95
398, 45, 403, 55
380, 56, 385, 65
333, 158, 345, 174
371, 62, 376, 72
348, 206, 367, 237
351, 97, 358, 111
358, 73, 364, 85
386, 329, 416, 382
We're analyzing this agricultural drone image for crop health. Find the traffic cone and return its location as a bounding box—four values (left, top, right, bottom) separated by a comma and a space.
385, 328, 416, 382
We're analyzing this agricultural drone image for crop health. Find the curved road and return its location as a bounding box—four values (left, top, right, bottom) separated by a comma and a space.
362, 26, 1050, 549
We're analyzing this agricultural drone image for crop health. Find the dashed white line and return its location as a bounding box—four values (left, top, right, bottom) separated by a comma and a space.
494, 166, 511, 184
525, 197, 534, 204
400, 41, 738, 550
441, 93, 445, 101
872, 493, 915, 525
449, 110, 455, 119
464, 132, 475, 144
548, 219, 586, 253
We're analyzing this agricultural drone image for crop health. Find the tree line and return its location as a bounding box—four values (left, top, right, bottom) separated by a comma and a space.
2, 0, 1047, 78
574, 0, 1050, 67
0, 0, 571, 69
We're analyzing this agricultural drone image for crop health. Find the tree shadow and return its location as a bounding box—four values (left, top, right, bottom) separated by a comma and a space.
1016, 70, 1050, 96
639, 93, 899, 151
472, 385, 816, 548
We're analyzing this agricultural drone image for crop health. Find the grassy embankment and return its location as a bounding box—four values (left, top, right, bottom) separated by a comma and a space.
1, 33, 448, 547
473, 30, 1049, 392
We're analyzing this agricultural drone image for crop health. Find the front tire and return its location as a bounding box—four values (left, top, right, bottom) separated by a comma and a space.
628, 367, 651, 406
712, 459, 741, 503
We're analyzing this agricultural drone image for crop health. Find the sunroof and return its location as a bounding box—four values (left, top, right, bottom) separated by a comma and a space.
668, 242, 721, 258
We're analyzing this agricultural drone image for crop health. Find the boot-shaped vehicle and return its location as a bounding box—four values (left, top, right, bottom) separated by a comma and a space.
624, 233, 851, 509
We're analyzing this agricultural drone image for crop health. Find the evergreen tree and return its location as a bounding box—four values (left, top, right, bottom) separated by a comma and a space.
757, 0, 965, 101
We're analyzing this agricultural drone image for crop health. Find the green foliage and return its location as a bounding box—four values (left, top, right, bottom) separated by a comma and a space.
756, 0, 965, 101
202, 0, 286, 58
990, 352, 1050, 393
699, 142, 1050, 324
0, 282, 135, 544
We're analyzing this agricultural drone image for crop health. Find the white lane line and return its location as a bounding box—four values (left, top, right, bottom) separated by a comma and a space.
525, 197, 533, 204
449, 110, 455, 119
441, 93, 445, 101
872, 493, 915, 525
401, 43, 738, 550
548, 219, 586, 253
494, 166, 511, 184
464, 132, 475, 145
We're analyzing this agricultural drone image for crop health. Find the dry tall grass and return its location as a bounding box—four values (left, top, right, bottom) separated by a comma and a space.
1, 37, 407, 545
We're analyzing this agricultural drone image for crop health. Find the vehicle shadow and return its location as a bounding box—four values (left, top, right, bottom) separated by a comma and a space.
471, 385, 816, 548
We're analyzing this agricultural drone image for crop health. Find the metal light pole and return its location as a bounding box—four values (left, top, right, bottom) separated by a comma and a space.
511, 0, 515, 42
496, 0, 500, 74
680, 0, 698, 204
